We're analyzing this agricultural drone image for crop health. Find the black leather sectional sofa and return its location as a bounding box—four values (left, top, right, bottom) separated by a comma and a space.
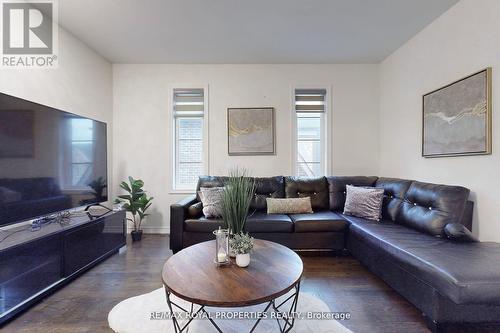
170, 176, 500, 332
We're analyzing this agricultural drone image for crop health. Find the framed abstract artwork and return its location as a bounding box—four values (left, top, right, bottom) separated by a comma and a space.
422, 68, 492, 157
227, 107, 275, 155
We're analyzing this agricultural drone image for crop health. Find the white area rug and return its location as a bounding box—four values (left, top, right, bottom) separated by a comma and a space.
108, 288, 352, 333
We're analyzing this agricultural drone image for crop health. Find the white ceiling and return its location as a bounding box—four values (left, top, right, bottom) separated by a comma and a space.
56, 0, 459, 64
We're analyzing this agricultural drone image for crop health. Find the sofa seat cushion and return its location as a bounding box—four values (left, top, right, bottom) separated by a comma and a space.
184, 217, 224, 232
343, 214, 500, 305
245, 212, 293, 233
291, 211, 348, 233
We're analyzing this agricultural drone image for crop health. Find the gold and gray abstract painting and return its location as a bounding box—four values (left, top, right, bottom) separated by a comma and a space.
228, 108, 274, 155
423, 70, 490, 157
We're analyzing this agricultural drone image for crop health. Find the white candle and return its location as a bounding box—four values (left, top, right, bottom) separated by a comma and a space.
217, 252, 227, 263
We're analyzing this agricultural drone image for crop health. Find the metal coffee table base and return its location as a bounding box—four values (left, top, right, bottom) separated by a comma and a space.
164, 282, 301, 333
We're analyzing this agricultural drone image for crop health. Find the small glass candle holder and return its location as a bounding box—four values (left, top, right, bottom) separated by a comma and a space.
213, 227, 230, 266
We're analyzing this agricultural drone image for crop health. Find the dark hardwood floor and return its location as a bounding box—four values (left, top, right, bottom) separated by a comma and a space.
2, 235, 497, 333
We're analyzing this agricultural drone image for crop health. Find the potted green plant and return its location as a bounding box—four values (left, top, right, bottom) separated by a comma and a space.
229, 232, 254, 267
221, 169, 255, 235
115, 176, 154, 242
88, 176, 107, 202
79, 177, 108, 206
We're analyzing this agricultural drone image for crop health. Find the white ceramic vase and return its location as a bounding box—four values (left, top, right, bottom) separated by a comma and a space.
235, 253, 250, 267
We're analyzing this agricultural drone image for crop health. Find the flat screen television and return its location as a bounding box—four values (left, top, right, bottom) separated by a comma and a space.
0, 92, 108, 227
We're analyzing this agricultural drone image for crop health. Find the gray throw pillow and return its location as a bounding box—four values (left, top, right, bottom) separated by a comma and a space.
198, 187, 224, 218
343, 185, 384, 221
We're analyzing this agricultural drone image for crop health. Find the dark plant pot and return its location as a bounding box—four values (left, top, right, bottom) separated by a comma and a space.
131, 230, 143, 242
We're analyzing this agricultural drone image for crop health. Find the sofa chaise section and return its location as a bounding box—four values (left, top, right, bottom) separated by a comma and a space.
337, 177, 500, 331
345, 215, 500, 305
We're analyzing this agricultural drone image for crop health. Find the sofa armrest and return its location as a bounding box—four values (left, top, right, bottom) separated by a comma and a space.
444, 223, 478, 243
170, 194, 198, 253
460, 200, 474, 231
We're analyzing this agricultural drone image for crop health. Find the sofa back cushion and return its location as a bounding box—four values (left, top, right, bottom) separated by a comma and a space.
397, 181, 470, 236
285, 176, 328, 211
375, 177, 413, 221
196, 176, 227, 201
251, 176, 285, 210
197, 176, 284, 211
326, 176, 378, 211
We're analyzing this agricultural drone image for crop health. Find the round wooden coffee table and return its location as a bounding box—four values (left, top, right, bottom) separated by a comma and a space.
162, 239, 303, 332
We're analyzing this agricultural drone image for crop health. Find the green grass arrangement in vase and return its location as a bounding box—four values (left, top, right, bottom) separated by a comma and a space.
115, 176, 154, 242
221, 169, 255, 235
221, 169, 255, 258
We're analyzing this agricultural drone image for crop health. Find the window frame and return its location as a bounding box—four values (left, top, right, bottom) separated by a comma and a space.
170, 85, 209, 193
62, 118, 96, 191
291, 85, 332, 177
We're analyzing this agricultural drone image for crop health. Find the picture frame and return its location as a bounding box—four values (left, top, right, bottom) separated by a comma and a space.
227, 107, 275, 156
422, 68, 492, 157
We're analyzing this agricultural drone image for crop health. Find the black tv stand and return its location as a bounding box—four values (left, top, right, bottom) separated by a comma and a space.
0, 210, 126, 326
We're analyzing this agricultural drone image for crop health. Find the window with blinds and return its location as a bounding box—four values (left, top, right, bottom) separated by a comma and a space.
70, 118, 94, 187
173, 88, 205, 190
294, 89, 327, 177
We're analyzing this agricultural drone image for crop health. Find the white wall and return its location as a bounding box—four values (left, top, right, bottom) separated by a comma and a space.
379, 0, 500, 241
0, 28, 114, 201
113, 64, 379, 233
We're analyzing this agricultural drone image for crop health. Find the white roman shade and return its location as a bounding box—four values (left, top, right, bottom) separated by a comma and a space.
294, 89, 327, 113
173, 89, 204, 115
